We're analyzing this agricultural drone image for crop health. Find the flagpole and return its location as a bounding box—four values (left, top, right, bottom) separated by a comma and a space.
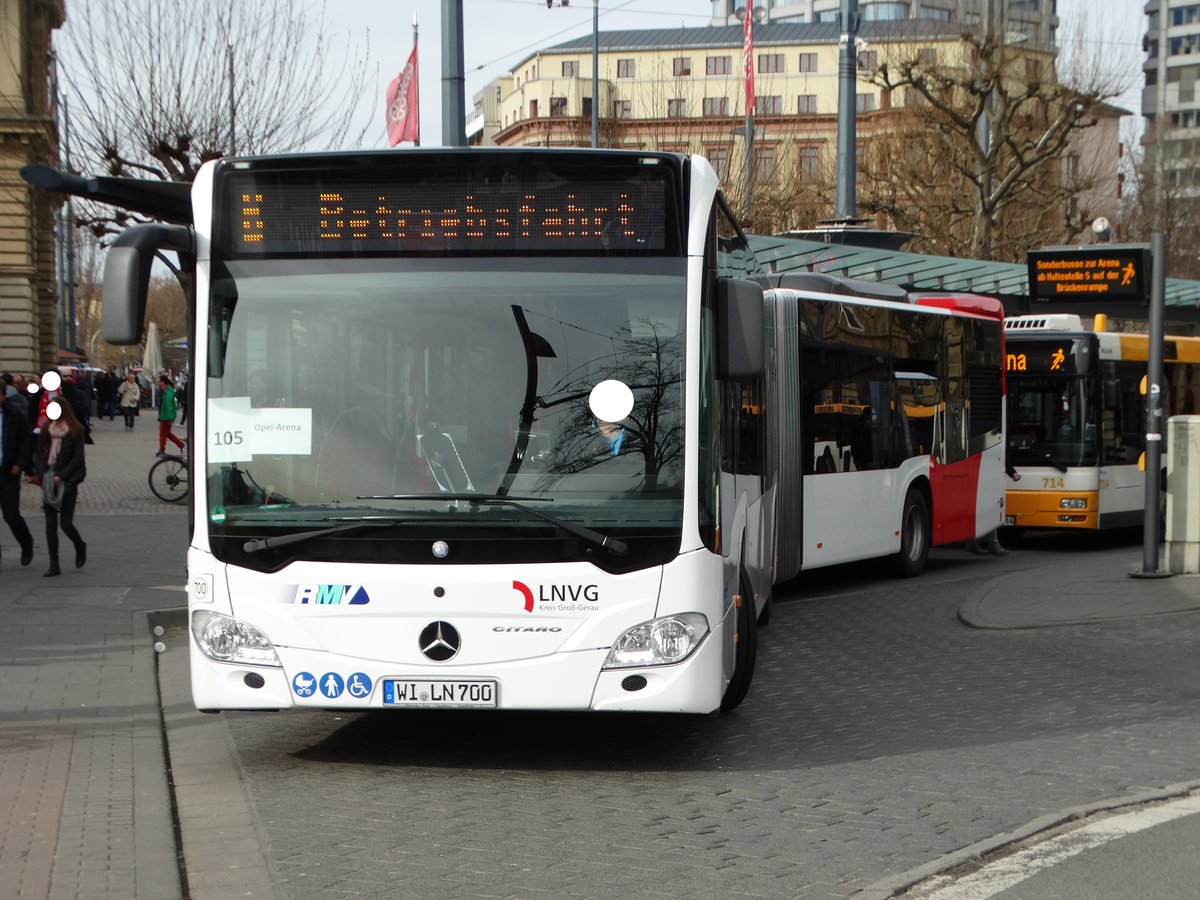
413, 13, 420, 147
742, 7, 755, 221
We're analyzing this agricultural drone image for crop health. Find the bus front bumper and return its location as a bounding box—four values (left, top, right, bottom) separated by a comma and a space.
1005, 490, 1098, 530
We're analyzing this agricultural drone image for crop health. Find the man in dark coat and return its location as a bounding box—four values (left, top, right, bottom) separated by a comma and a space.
0, 376, 36, 569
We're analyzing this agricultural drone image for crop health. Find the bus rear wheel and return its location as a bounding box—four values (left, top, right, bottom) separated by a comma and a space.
892, 488, 930, 578
720, 572, 758, 712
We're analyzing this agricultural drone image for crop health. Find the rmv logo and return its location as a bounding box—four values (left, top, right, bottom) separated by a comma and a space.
296, 584, 371, 605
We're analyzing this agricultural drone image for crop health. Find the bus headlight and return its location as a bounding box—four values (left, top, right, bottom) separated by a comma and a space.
191, 610, 281, 667
602, 613, 709, 669
1060, 498, 1088, 509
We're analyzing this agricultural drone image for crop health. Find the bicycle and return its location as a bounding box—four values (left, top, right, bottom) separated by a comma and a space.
149, 454, 190, 502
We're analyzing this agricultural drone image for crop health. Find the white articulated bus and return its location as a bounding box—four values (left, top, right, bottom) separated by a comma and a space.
31, 149, 1005, 714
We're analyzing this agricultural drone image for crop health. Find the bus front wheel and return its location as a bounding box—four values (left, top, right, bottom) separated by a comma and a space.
892, 489, 930, 578
720, 572, 758, 712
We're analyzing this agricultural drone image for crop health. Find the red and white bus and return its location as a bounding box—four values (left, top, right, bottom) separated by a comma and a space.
759, 276, 1007, 587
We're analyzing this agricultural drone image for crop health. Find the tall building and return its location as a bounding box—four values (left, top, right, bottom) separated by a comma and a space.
1143, 0, 1200, 206
0, 0, 62, 375
708, 0, 1058, 49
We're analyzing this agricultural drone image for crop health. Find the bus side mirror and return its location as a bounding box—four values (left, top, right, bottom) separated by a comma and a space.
717, 277, 764, 379
1103, 378, 1121, 410
102, 223, 192, 344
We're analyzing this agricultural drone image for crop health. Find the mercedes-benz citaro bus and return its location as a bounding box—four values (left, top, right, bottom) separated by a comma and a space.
25, 149, 1006, 715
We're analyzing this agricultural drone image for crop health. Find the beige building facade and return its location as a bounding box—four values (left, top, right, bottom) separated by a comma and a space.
0, 0, 62, 376
470, 19, 1122, 236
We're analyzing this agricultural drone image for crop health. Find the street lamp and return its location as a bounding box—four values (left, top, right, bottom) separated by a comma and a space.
548, 0, 598, 148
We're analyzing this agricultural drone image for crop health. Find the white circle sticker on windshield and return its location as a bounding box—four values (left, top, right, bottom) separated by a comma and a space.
589, 380, 634, 424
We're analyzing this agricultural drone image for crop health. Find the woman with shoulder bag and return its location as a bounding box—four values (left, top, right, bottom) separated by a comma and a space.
35, 396, 87, 577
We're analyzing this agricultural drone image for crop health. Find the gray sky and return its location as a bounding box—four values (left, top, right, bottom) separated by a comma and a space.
341, 0, 1146, 148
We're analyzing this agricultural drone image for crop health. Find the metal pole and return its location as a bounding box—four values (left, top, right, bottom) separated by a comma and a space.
413, 13, 421, 147
591, 0, 599, 148
834, 0, 859, 220
441, 0, 467, 147
228, 32, 236, 154
1135, 231, 1170, 578
743, 112, 753, 220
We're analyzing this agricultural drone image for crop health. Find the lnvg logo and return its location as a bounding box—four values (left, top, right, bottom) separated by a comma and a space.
513, 580, 599, 612
296, 584, 371, 605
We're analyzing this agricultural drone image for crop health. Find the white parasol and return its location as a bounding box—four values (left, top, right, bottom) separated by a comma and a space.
141, 321, 163, 378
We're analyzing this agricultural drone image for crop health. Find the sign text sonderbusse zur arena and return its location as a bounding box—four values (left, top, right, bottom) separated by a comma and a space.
1027, 246, 1150, 303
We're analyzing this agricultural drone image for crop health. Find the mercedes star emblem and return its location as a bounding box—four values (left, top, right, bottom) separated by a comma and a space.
419, 621, 461, 662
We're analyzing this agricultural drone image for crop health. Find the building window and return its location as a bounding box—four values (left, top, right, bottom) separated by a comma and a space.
550, 96, 568, 116
530, 98, 539, 117
617, 58, 635, 78
613, 99, 631, 119
1025, 58, 1040, 83
856, 93, 876, 112
917, 48, 938, 67
703, 96, 729, 116
755, 95, 782, 115
857, 50, 878, 72
707, 55, 732, 76
563, 60, 579, 78
798, 145, 821, 181
668, 98, 688, 117
706, 146, 730, 182
917, 6, 951, 20
582, 97, 593, 119
673, 57, 692, 77
797, 94, 818, 113
799, 52, 818, 73
759, 54, 786, 74
752, 145, 776, 182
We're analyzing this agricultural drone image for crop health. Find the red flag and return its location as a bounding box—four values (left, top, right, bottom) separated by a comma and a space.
385, 45, 419, 146
743, 7, 755, 114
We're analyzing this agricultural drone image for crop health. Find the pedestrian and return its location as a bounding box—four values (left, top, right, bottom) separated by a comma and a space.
117, 372, 140, 431
156, 374, 186, 457
35, 395, 87, 577
0, 374, 36, 571
966, 460, 1022, 556
176, 377, 188, 425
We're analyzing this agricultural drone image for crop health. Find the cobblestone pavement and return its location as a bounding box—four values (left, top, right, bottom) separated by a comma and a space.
5, 414, 1199, 899
216, 541, 1200, 899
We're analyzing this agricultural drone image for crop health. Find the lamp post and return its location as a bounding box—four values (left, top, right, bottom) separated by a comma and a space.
548, 0, 598, 148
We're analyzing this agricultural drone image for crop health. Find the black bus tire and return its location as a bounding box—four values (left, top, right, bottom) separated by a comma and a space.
720, 571, 758, 712
892, 488, 930, 578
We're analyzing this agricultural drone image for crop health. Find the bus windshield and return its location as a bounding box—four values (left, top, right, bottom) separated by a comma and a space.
203, 258, 687, 561
1006, 374, 1099, 469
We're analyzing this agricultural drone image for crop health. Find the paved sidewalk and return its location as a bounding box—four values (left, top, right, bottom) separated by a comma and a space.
0, 415, 275, 899
959, 542, 1200, 629
3, 414, 1199, 899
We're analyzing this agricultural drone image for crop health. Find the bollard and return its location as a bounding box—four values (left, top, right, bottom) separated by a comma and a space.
1166, 415, 1200, 574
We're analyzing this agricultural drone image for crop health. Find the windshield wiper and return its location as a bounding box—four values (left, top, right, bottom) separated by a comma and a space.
358, 492, 628, 556
242, 517, 406, 554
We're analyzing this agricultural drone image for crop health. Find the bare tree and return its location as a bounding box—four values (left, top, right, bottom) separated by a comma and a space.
57, 0, 373, 236
862, 22, 1129, 261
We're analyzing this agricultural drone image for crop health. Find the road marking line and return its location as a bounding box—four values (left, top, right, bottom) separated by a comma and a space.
922, 794, 1200, 899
